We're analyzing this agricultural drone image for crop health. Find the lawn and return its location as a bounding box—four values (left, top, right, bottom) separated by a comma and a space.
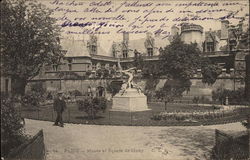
18, 102, 249, 126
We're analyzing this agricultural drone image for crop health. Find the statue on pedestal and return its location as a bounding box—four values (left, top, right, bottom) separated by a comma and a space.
117, 58, 136, 89
112, 58, 149, 112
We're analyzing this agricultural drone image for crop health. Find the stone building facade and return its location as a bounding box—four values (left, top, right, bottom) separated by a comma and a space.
27, 19, 249, 99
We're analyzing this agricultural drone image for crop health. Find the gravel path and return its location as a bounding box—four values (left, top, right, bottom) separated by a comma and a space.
24, 119, 246, 160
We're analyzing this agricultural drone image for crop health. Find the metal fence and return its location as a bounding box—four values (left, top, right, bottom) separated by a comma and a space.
18, 101, 250, 126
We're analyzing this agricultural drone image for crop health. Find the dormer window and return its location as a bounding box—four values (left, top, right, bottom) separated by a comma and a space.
92, 64, 96, 70
229, 40, 237, 51
52, 65, 58, 71
147, 48, 153, 56
206, 42, 214, 52
90, 45, 97, 54
68, 58, 73, 64
123, 50, 128, 58
68, 58, 72, 71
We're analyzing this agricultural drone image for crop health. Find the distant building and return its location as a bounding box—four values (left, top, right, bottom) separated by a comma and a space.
203, 20, 243, 52
29, 19, 249, 97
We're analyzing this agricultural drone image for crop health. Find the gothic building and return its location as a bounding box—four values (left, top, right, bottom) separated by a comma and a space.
28, 19, 249, 98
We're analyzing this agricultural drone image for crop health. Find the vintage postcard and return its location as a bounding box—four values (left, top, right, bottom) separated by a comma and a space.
1, 0, 250, 159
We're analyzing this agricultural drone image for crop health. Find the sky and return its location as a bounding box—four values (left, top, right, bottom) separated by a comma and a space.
40, 0, 249, 52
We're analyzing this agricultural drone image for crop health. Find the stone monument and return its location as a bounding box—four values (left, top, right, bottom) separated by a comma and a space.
111, 58, 149, 112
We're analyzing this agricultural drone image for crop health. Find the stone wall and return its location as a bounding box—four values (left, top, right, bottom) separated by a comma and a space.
27, 77, 243, 101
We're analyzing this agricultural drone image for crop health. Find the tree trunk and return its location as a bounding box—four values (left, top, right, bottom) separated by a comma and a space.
11, 77, 27, 96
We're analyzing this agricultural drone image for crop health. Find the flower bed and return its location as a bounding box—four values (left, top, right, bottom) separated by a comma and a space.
151, 109, 238, 122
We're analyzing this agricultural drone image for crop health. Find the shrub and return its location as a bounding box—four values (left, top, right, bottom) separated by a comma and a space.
1, 98, 29, 157
77, 97, 107, 118
85, 70, 92, 77
106, 81, 122, 96
96, 68, 110, 78
241, 115, 250, 129
21, 91, 43, 108
46, 92, 53, 100
192, 96, 199, 104
192, 96, 211, 104
212, 87, 247, 105
30, 82, 46, 94
70, 90, 82, 97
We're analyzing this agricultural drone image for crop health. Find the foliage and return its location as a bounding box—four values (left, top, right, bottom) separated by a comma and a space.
69, 90, 82, 97
155, 79, 192, 103
1, 0, 63, 95
153, 36, 222, 101
46, 92, 53, 100
212, 87, 247, 105
77, 97, 107, 118
1, 98, 29, 157
142, 62, 161, 78
151, 109, 235, 121
241, 120, 249, 129
96, 68, 110, 78
200, 58, 222, 85
241, 115, 250, 129
85, 70, 92, 77
106, 81, 122, 96
20, 91, 42, 108
133, 53, 144, 70
30, 82, 46, 94
160, 36, 201, 81
145, 78, 159, 91
192, 96, 211, 104
156, 37, 200, 101
29, 82, 46, 100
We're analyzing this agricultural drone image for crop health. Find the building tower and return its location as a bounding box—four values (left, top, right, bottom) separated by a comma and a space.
180, 23, 203, 50
87, 34, 98, 55
122, 32, 129, 58
144, 32, 155, 56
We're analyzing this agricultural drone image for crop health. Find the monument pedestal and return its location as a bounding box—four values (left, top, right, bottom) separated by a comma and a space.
111, 88, 149, 112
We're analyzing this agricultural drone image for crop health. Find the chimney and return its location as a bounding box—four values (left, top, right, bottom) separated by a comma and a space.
221, 20, 229, 40
171, 25, 179, 36
238, 20, 243, 33
123, 32, 129, 43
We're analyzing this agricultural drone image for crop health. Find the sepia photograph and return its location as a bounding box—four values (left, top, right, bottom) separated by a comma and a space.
1, 0, 250, 159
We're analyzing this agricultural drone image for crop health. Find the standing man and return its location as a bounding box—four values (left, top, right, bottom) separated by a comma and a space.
53, 91, 66, 127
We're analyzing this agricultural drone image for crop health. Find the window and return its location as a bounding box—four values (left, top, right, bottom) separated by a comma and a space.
92, 64, 96, 70
52, 65, 58, 71
229, 40, 236, 51
147, 48, 153, 56
123, 50, 128, 58
68, 58, 73, 63
91, 45, 97, 54
68, 64, 72, 71
5, 79, 9, 93
206, 42, 214, 52
68, 58, 72, 71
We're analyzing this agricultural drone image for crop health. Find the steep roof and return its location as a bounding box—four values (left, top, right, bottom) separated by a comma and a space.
205, 30, 221, 42
127, 36, 169, 56
60, 38, 90, 57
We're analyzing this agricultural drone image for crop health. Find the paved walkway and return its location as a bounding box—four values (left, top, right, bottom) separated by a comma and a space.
24, 119, 246, 160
